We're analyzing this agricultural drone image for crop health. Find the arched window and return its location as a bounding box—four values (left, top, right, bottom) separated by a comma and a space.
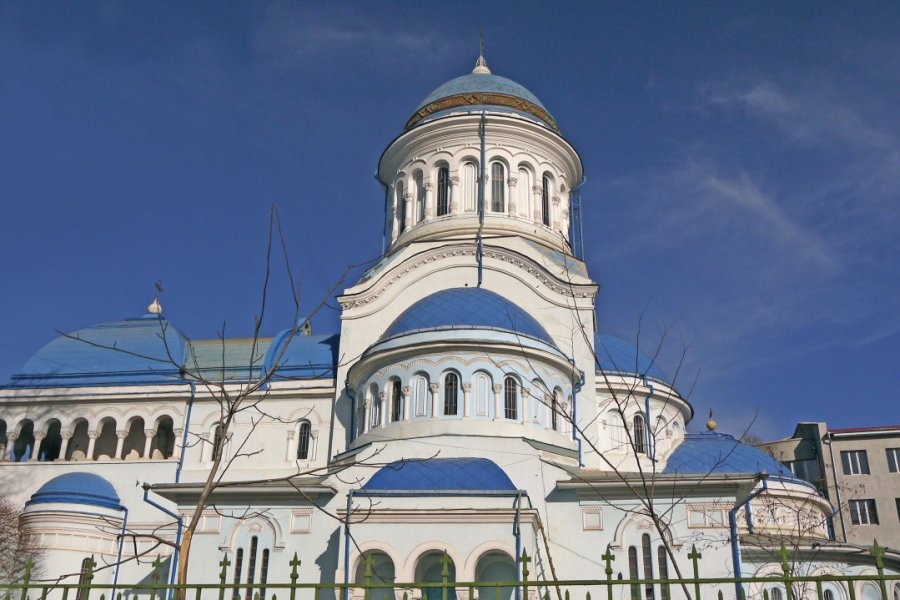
657, 546, 670, 600
152, 415, 176, 459
771, 589, 783, 600
245, 535, 259, 600
371, 390, 382, 428
297, 422, 311, 460
355, 551, 396, 600
13, 420, 35, 462
475, 552, 516, 600
490, 162, 505, 212
823, 591, 834, 600
436, 166, 450, 216
541, 174, 551, 226
232, 548, 244, 600
212, 424, 224, 461
67, 419, 89, 461
606, 411, 625, 449
551, 389, 561, 431
41, 419, 63, 462
390, 379, 403, 422
122, 417, 146, 459
633, 413, 646, 454
503, 377, 518, 420
461, 162, 478, 212
517, 167, 531, 218
396, 181, 406, 233
472, 372, 491, 417
443, 373, 459, 416
627, 546, 640, 600
0, 420, 7, 457
642, 534, 655, 600
93, 418, 117, 460
530, 380, 543, 423
411, 375, 428, 417
416, 552, 456, 600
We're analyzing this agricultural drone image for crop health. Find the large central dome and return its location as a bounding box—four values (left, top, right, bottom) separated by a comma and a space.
405, 55, 558, 132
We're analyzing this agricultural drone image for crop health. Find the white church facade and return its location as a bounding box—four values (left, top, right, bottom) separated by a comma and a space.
1, 54, 898, 599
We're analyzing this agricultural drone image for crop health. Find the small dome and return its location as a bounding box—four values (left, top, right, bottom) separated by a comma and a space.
26, 473, 123, 511
663, 432, 798, 481
380, 288, 554, 346
407, 72, 558, 132
362, 457, 516, 493
8, 315, 187, 388
595, 334, 669, 383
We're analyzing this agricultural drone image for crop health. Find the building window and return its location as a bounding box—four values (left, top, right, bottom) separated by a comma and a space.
443, 373, 459, 416
414, 171, 425, 223
849, 499, 879, 525
212, 424, 224, 461
627, 546, 640, 600
412, 375, 428, 417
473, 373, 491, 416
771, 589, 783, 600
504, 377, 518, 420
823, 591, 834, 600
786, 459, 818, 482
391, 379, 403, 422
657, 547, 670, 600
462, 162, 478, 212
895, 498, 900, 523
232, 548, 244, 600
841, 450, 870, 475
490, 162, 505, 212
541, 174, 551, 226
245, 536, 259, 600
437, 166, 450, 216
260, 549, 270, 600
886, 448, 900, 473
371, 391, 382, 428
641, 534, 654, 600
396, 181, 406, 233
633, 414, 646, 454
551, 390, 561, 431
297, 422, 311, 460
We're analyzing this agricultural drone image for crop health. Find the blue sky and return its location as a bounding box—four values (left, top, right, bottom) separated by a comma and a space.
1, 2, 898, 439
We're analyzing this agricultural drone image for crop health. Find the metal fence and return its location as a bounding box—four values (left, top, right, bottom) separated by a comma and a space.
3, 542, 899, 600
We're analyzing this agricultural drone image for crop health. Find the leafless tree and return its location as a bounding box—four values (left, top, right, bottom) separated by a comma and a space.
0, 496, 41, 584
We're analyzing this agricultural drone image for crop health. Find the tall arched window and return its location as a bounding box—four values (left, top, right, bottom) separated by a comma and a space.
541, 174, 551, 226
436, 166, 450, 216
371, 390, 382, 428
551, 390, 561, 431
490, 162, 505, 212
642, 534, 655, 600
396, 181, 406, 233
633, 414, 646, 454
297, 422, 311, 460
517, 167, 531, 218
212, 424, 224, 461
473, 372, 491, 416
530, 380, 543, 423
504, 377, 518, 420
390, 379, 403, 422
232, 548, 244, 600
443, 373, 459, 416
245, 536, 259, 600
627, 547, 640, 600
461, 162, 478, 212
412, 375, 428, 417
657, 546, 670, 600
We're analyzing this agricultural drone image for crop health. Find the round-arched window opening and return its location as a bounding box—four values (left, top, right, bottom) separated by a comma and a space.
355, 551, 395, 600
415, 552, 455, 600
475, 551, 516, 600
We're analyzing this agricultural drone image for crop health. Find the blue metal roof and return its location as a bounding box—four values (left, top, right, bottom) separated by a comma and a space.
380, 288, 554, 346
264, 332, 341, 380
663, 432, 797, 479
8, 315, 187, 388
362, 458, 516, 493
416, 73, 548, 112
595, 334, 668, 383
26, 472, 124, 511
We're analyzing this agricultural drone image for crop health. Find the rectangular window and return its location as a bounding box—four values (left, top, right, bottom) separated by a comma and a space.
849, 499, 879, 525
786, 459, 818, 482
841, 450, 870, 475
437, 167, 449, 216
896, 498, 900, 523
886, 448, 900, 473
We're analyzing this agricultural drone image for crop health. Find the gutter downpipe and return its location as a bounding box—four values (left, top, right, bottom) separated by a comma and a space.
111, 506, 128, 599
824, 434, 847, 542
143, 484, 183, 599
343, 490, 354, 600
175, 383, 196, 484
571, 363, 584, 466
514, 491, 524, 600
729, 476, 768, 600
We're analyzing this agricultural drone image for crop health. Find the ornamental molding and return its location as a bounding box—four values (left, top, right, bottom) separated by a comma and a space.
405, 92, 559, 132
339, 245, 594, 310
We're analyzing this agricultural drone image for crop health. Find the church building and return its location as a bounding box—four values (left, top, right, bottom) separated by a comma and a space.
1, 53, 897, 600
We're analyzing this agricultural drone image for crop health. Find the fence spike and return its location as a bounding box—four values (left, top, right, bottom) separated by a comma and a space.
565, 591, 569, 600
870, 540, 888, 600
402, 592, 408, 600
586, 592, 591, 600
718, 591, 723, 600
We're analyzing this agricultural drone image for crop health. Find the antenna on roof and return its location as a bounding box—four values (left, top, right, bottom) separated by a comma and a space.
472, 26, 491, 75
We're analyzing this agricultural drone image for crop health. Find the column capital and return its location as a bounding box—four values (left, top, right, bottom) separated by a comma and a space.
507, 176, 518, 186
450, 175, 460, 186
532, 185, 543, 194
144, 429, 157, 437
116, 430, 129, 440
462, 382, 472, 392
87, 431, 100, 440
429, 383, 440, 394
402, 385, 411, 397
493, 384, 503, 394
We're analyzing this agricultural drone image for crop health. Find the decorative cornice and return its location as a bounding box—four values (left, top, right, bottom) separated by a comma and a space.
339, 245, 594, 310
405, 93, 559, 132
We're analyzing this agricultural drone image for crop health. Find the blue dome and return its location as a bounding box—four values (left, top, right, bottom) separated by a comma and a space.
380, 288, 554, 346
27, 473, 123, 511
362, 458, 516, 493
407, 72, 558, 131
595, 334, 669, 383
8, 315, 187, 388
663, 432, 799, 480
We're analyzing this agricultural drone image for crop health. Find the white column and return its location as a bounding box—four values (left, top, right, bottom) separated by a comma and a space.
424, 180, 434, 220
430, 383, 440, 418
6, 433, 19, 461
522, 387, 531, 424
492, 384, 503, 421
449, 175, 460, 213
507, 176, 518, 216
552, 196, 561, 230
532, 185, 543, 223
286, 429, 296, 461
379, 392, 388, 427
115, 430, 127, 460
172, 429, 183, 460
311, 430, 319, 461
403, 192, 413, 230
59, 434, 72, 461
86, 432, 98, 460
402, 386, 412, 421
143, 429, 155, 458
462, 383, 471, 418
30, 434, 44, 462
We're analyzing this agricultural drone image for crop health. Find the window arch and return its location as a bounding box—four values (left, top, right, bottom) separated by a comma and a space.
415, 552, 456, 600
411, 374, 429, 417
529, 380, 544, 424
67, 419, 89, 461
370, 384, 382, 428
151, 415, 176, 459
472, 372, 492, 417
355, 551, 396, 600
633, 413, 647, 454
436, 165, 450, 216
443, 372, 459, 416
516, 166, 532, 218
823, 591, 835, 600
657, 546, 669, 600
475, 551, 516, 600
297, 421, 311, 460
461, 161, 478, 212
93, 417, 117, 461
122, 417, 146, 459
41, 419, 63, 462
390, 379, 403, 422
541, 173, 552, 226
490, 162, 505, 212
551, 389, 562, 431
606, 411, 625, 449
503, 376, 518, 420
12, 420, 35, 462
396, 180, 406, 233
771, 588, 784, 600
